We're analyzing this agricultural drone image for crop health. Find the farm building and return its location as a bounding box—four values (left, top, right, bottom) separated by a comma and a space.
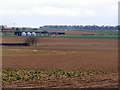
14, 30, 65, 36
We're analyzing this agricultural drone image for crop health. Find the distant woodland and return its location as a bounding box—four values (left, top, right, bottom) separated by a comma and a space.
39, 25, 118, 31
0, 25, 119, 31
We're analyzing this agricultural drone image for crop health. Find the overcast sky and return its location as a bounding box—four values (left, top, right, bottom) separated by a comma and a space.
0, 0, 119, 28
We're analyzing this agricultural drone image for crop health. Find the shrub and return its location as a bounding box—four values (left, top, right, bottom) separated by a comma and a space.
25, 36, 38, 45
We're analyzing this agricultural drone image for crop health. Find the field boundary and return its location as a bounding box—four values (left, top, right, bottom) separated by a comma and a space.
0, 43, 29, 46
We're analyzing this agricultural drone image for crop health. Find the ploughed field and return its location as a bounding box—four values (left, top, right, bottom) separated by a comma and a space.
2, 37, 118, 88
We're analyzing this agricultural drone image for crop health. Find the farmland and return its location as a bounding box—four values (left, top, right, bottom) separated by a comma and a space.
1, 30, 119, 39
47, 30, 119, 39
2, 31, 118, 88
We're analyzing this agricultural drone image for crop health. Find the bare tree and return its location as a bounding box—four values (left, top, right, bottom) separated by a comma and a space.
25, 36, 38, 45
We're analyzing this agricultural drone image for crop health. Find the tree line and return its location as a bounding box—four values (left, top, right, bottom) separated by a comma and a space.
40, 25, 118, 31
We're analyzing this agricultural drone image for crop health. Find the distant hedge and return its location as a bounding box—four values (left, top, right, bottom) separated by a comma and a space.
0, 43, 29, 46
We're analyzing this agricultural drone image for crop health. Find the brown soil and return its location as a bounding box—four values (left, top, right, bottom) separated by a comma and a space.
47, 31, 97, 35
2, 37, 118, 45
2, 37, 118, 88
2, 51, 118, 72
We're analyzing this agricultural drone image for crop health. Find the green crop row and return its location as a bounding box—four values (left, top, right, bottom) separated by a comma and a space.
2, 69, 109, 83
2, 49, 97, 55
51, 35, 118, 39
82, 30, 118, 34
